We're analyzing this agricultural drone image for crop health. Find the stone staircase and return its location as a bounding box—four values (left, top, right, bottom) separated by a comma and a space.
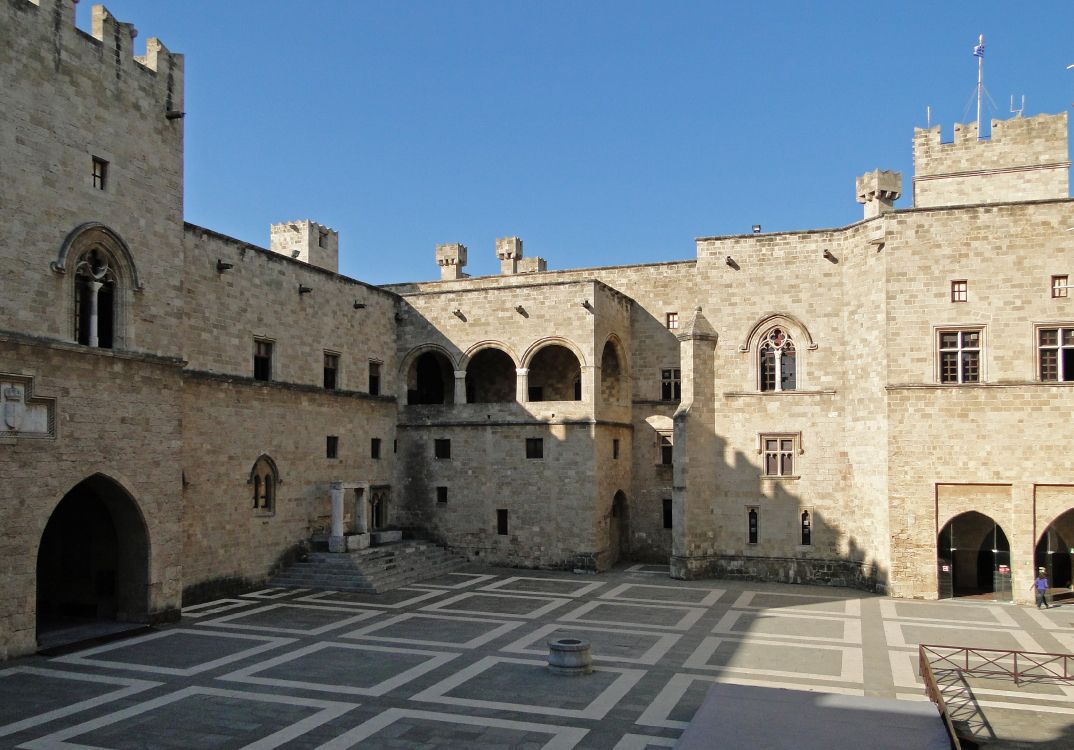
269, 540, 466, 593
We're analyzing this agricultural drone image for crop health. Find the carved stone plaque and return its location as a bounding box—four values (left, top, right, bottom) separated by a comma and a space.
0, 374, 56, 440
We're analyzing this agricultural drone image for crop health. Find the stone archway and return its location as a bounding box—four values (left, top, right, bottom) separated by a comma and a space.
937, 511, 1011, 600
36, 475, 150, 640
1036, 508, 1074, 589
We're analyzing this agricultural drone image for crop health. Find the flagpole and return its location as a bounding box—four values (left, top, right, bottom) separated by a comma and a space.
976, 34, 984, 140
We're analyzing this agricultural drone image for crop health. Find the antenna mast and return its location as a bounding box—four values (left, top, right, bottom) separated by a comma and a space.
974, 34, 985, 139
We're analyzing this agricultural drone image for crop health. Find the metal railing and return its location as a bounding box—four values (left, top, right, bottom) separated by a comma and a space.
920, 644, 1074, 686
919, 644, 1074, 750
918, 649, 962, 750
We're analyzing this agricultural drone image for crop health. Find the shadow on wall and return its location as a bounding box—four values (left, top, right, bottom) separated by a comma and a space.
673, 431, 889, 594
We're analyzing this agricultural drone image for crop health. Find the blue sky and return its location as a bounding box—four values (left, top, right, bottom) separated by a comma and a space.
80, 2, 1074, 284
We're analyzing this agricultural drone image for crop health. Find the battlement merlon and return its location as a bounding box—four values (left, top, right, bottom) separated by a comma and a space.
856, 170, 902, 219
912, 113, 1069, 209
496, 236, 523, 275
436, 243, 468, 280
269, 220, 339, 273
19, 2, 185, 112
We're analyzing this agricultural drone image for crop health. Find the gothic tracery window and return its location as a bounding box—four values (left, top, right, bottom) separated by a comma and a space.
74, 248, 117, 348
249, 455, 279, 514
759, 327, 796, 392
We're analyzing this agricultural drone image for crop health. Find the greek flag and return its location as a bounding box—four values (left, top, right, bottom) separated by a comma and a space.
973, 42, 985, 58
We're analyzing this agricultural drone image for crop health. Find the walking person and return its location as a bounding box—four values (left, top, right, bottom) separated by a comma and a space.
1031, 567, 1050, 609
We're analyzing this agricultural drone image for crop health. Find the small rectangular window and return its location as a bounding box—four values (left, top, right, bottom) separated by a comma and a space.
253, 339, 273, 381
747, 507, 758, 544
326, 435, 339, 459
525, 437, 544, 459
660, 368, 681, 401
497, 509, 509, 535
371, 438, 381, 459
1052, 276, 1069, 299
666, 312, 679, 330
323, 352, 339, 390
950, 280, 968, 302
761, 434, 798, 477
612, 438, 620, 459
658, 432, 673, 466
938, 329, 981, 384
436, 486, 448, 504
434, 438, 451, 459
662, 498, 673, 530
92, 156, 108, 190
368, 361, 382, 395
528, 386, 543, 402
800, 510, 812, 546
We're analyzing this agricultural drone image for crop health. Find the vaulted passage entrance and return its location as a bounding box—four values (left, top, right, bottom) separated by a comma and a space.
1036, 508, 1074, 589
937, 511, 1011, 600
36, 475, 150, 642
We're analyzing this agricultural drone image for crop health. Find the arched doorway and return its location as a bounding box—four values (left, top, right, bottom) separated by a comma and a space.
937, 511, 1011, 600
1036, 508, 1074, 589
37, 475, 150, 641
608, 490, 629, 566
407, 350, 455, 405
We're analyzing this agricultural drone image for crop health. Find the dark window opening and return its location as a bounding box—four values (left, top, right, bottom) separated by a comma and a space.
497, 509, 509, 535
368, 361, 382, 395
662, 498, 673, 530
801, 510, 812, 546
661, 369, 681, 401
613, 439, 620, 459
436, 486, 448, 504
326, 436, 339, 459
254, 340, 273, 381
748, 508, 758, 544
74, 249, 116, 349
371, 438, 381, 459
659, 433, 673, 466
528, 386, 543, 401
525, 437, 544, 459
92, 156, 108, 190
434, 438, 451, 459
323, 352, 339, 390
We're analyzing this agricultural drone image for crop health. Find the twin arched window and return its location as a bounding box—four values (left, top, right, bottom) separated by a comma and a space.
250, 455, 279, 513
759, 327, 796, 392
74, 248, 117, 348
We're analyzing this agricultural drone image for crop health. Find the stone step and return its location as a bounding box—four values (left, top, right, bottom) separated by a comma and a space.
269, 540, 466, 594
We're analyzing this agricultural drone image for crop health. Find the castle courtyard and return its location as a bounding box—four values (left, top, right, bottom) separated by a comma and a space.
2, 568, 1072, 749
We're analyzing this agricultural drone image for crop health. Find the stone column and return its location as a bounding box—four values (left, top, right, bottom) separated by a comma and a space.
87, 280, 103, 347
580, 365, 597, 404
670, 307, 718, 580
354, 485, 370, 535
453, 370, 468, 405
328, 481, 345, 553
515, 368, 529, 403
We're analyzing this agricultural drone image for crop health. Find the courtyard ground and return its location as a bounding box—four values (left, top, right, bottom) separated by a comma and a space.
2, 564, 1072, 749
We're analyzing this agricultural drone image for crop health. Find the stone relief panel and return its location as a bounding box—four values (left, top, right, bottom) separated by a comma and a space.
0, 373, 56, 440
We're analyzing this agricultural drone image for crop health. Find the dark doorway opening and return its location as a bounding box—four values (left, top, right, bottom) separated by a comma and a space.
609, 490, 628, 566
36, 475, 150, 646
937, 511, 1011, 600
407, 351, 454, 405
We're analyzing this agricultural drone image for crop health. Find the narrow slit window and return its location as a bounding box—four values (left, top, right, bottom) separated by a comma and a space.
92, 156, 108, 190
662, 498, 673, 530
748, 507, 758, 544
497, 509, 509, 535
323, 352, 339, 390
326, 435, 339, 459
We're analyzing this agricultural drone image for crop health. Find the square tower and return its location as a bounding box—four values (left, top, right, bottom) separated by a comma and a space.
269, 220, 339, 272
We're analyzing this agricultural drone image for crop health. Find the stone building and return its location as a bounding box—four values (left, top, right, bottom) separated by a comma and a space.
1, 1, 1072, 659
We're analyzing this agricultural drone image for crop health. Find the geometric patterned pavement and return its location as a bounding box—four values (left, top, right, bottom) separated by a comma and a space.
2, 564, 1073, 749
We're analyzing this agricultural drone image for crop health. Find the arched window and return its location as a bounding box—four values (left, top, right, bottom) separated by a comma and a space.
800, 510, 812, 546
74, 248, 117, 348
248, 455, 280, 514
759, 327, 796, 392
